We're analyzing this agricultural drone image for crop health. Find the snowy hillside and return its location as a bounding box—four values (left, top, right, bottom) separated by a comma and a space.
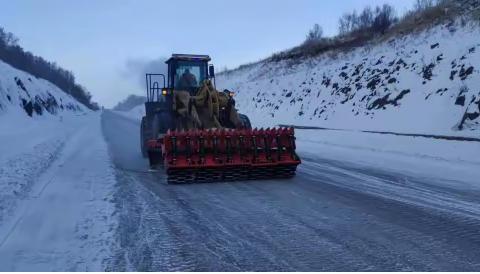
218, 20, 480, 136
0, 60, 85, 120
0, 60, 117, 270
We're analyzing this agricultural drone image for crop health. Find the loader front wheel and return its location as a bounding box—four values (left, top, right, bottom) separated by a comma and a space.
239, 114, 252, 129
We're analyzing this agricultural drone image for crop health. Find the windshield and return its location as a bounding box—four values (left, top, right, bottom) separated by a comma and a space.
174, 61, 207, 90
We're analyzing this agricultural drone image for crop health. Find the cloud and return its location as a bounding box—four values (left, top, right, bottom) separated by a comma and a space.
122, 57, 169, 87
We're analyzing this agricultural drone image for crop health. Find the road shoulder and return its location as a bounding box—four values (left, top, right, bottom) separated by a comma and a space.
0, 112, 118, 271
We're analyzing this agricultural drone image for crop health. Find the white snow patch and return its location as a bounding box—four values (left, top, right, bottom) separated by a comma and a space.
296, 129, 480, 187
0, 112, 117, 271
114, 104, 145, 121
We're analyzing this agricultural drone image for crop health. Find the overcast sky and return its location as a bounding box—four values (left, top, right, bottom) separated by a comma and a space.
1, 0, 415, 107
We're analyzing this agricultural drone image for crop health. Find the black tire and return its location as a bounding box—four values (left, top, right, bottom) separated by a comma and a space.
140, 116, 148, 158
152, 112, 169, 137
149, 113, 168, 167
238, 114, 252, 129
142, 113, 169, 159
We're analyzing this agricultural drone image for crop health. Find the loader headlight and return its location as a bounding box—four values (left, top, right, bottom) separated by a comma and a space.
162, 89, 168, 96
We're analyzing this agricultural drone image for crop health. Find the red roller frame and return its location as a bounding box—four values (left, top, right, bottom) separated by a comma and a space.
147, 127, 301, 172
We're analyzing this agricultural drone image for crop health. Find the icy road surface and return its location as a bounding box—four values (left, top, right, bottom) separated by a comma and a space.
101, 110, 480, 271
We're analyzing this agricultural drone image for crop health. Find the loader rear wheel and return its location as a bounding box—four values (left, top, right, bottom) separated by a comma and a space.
140, 116, 149, 158
151, 112, 169, 138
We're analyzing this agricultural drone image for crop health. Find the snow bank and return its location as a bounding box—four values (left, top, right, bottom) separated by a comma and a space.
296, 129, 480, 186
0, 112, 88, 223
218, 20, 480, 136
0, 112, 117, 271
114, 104, 145, 121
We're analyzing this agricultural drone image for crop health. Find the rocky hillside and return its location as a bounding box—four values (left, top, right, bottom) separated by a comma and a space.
217, 19, 480, 136
0, 60, 85, 119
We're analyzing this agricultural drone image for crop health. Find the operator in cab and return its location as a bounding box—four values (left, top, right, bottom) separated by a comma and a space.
178, 68, 198, 89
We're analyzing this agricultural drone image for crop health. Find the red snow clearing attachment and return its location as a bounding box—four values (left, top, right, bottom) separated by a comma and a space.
148, 127, 301, 184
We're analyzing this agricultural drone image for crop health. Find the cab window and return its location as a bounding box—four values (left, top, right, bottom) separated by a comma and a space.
174, 61, 207, 89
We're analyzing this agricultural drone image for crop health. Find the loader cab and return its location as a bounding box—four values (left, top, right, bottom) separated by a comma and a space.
144, 54, 214, 106
166, 54, 213, 94
142, 54, 216, 147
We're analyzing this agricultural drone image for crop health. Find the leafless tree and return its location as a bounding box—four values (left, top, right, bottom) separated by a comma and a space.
359, 6, 374, 30
415, 0, 436, 11
372, 4, 397, 34
305, 24, 323, 42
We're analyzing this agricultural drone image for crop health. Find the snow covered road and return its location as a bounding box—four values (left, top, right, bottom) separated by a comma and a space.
101, 110, 480, 271
0, 114, 117, 271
